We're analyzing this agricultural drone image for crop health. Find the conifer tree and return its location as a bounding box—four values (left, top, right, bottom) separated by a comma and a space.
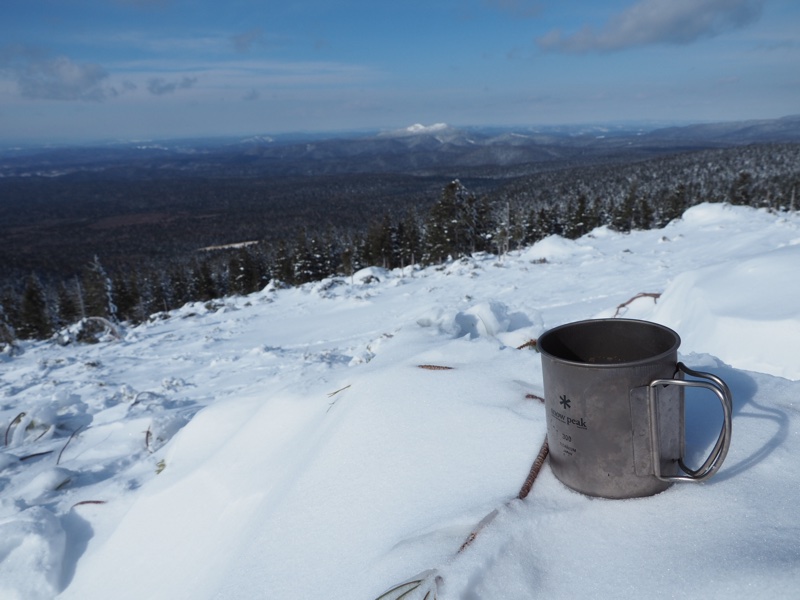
425, 179, 477, 263
228, 248, 263, 295
538, 204, 562, 237
526, 207, 551, 244
292, 230, 320, 285
113, 272, 144, 323
19, 273, 52, 340
272, 239, 295, 285
665, 183, 689, 224
563, 194, 590, 239
730, 171, 753, 206
133, 272, 165, 317
492, 202, 511, 256
340, 244, 355, 281
56, 278, 82, 327
470, 195, 493, 253
305, 236, 327, 281
611, 183, 638, 232
318, 227, 341, 277
82, 256, 117, 321
635, 197, 654, 230
0, 302, 15, 347
364, 215, 394, 268
1, 286, 22, 334
193, 259, 218, 302
395, 209, 423, 269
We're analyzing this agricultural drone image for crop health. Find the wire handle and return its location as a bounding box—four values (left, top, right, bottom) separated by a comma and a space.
648, 362, 732, 482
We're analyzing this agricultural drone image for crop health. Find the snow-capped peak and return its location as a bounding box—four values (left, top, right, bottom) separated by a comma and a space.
405, 123, 448, 134
379, 123, 453, 138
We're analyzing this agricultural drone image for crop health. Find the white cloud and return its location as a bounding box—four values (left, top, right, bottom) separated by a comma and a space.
0, 45, 109, 101
537, 0, 765, 53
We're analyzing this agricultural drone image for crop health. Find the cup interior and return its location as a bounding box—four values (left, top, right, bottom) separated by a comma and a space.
538, 319, 680, 366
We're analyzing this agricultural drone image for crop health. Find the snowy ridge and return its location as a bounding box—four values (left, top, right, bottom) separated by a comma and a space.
1, 203, 799, 599
406, 123, 449, 134
379, 123, 452, 138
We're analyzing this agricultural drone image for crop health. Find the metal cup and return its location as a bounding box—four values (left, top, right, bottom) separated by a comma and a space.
538, 318, 732, 499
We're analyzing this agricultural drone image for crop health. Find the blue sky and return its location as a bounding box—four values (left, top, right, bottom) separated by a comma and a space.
1, 0, 798, 143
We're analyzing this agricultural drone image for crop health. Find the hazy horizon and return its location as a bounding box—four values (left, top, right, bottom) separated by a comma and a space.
2, 1, 799, 144
6, 113, 800, 151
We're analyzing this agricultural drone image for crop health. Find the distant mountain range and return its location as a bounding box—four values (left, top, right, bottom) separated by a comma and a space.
1, 115, 799, 179
638, 114, 800, 144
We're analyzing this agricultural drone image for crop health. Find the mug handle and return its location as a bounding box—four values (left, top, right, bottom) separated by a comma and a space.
648, 362, 733, 483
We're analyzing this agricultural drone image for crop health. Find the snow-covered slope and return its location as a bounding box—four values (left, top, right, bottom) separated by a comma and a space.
1, 203, 799, 599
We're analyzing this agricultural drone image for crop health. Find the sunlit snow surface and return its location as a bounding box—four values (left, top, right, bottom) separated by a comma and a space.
1, 203, 799, 599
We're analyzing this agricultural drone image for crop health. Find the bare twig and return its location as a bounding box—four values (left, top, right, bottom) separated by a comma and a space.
516, 339, 538, 351
375, 571, 441, 600
327, 384, 352, 398
55, 477, 73, 491
458, 509, 500, 554
145, 426, 152, 453
4, 412, 25, 446
57, 425, 85, 465
517, 437, 550, 500
33, 424, 54, 442
417, 364, 453, 371
377, 359, 551, 598
375, 578, 425, 600
131, 391, 159, 407
613, 292, 661, 317
457, 435, 549, 556
20, 450, 55, 462
71, 500, 107, 509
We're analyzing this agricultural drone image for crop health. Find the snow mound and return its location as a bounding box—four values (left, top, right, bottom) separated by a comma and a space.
679, 202, 760, 227
648, 244, 800, 380
520, 235, 593, 262
416, 301, 541, 347
352, 266, 390, 284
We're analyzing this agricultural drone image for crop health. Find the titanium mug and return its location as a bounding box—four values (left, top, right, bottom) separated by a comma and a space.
538, 318, 732, 499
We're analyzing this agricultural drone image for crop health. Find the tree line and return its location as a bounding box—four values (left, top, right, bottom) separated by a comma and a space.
2, 143, 798, 347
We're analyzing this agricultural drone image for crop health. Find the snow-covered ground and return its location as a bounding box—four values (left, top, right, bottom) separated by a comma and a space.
1, 202, 799, 599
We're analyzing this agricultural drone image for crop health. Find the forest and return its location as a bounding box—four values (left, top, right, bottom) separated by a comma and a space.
1, 141, 798, 346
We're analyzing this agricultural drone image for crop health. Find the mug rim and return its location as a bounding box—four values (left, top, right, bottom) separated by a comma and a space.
538, 318, 681, 368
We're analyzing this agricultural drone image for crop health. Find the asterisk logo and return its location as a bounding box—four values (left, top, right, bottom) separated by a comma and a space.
559, 394, 571, 409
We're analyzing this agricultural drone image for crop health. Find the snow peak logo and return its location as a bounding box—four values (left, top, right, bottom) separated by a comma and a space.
551, 395, 587, 429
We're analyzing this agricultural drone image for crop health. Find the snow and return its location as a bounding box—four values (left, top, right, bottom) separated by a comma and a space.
380, 123, 451, 137
405, 123, 449, 134
1, 202, 799, 599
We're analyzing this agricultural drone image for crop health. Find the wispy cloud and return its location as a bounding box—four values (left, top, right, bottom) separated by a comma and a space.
99, 31, 228, 56
0, 44, 109, 101
537, 0, 765, 53
232, 28, 266, 54
146, 75, 197, 95
114, 57, 380, 88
